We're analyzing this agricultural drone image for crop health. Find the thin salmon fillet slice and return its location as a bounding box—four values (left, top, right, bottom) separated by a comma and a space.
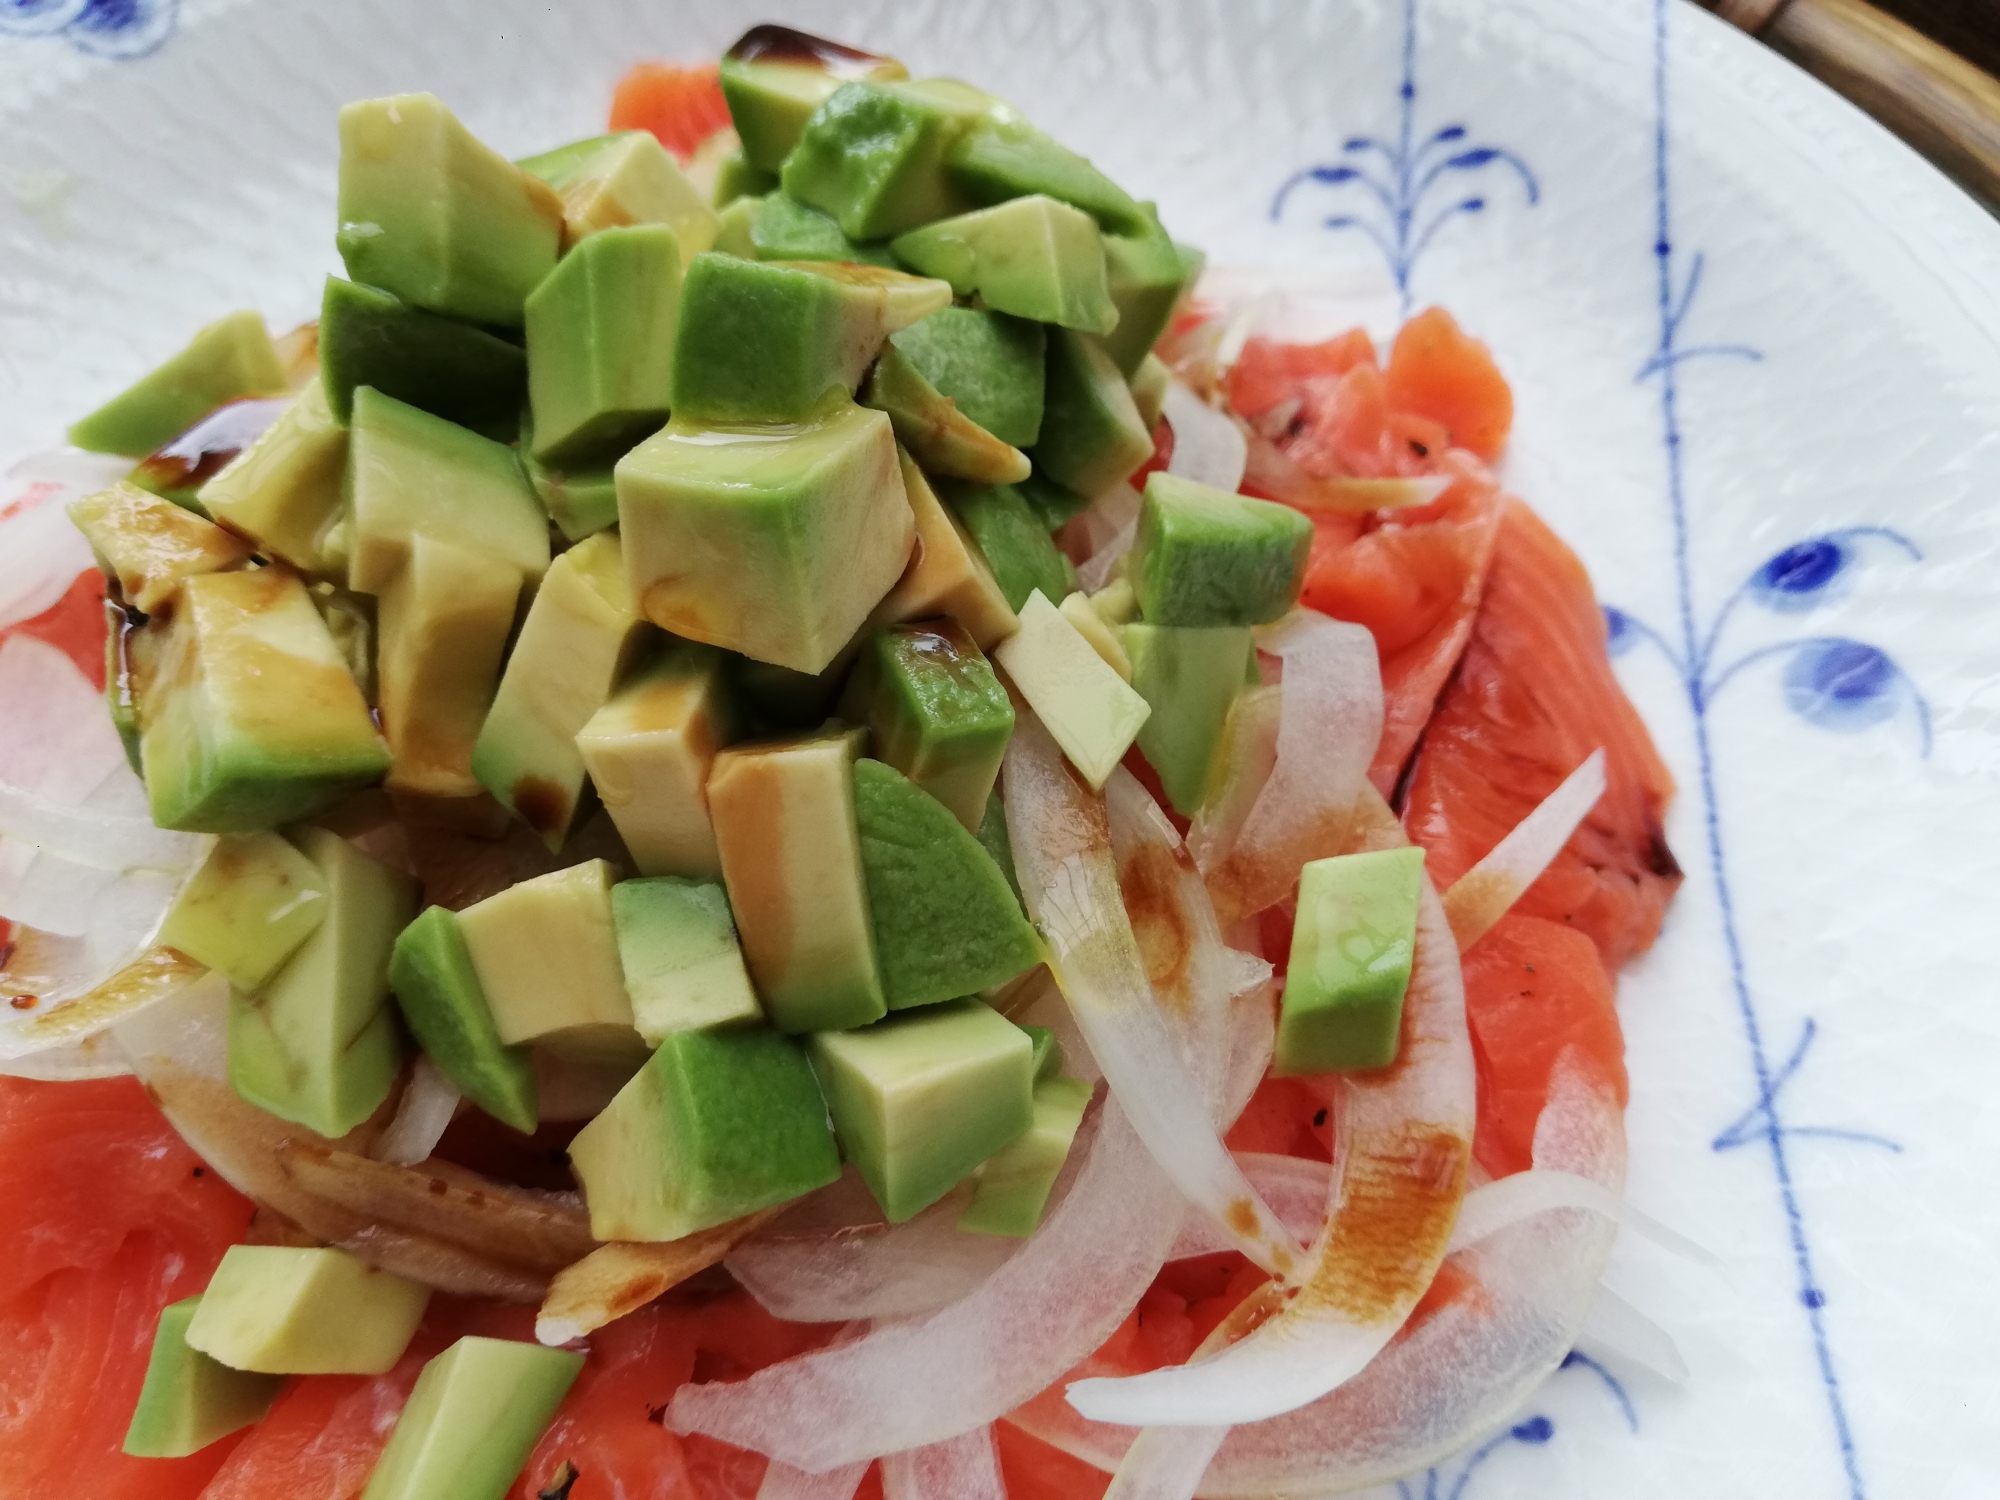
1403, 499, 1681, 969
610, 63, 733, 162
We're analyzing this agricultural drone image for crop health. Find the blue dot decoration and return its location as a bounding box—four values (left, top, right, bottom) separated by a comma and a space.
1752, 538, 1848, 613
1511, 1416, 1556, 1444
1603, 605, 1640, 658
1783, 639, 1901, 734
1802, 1288, 1827, 1310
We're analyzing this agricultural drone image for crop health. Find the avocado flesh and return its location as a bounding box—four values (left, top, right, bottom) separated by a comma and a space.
122, 1297, 283, 1458
974, 790, 1024, 911
317, 277, 526, 440
455, 859, 644, 1059
1277, 847, 1427, 1075
945, 113, 1149, 234
720, 40, 909, 172
138, 568, 389, 833
959, 1074, 1092, 1237
337, 93, 563, 327
861, 343, 1030, 486
156, 830, 330, 991
750, 193, 896, 267
840, 619, 1015, 833
126, 397, 289, 514
942, 479, 1074, 613
518, 129, 718, 255
713, 149, 779, 208
713, 194, 762, 257
1016, 472, 1092, 533
344, 386, 551, 596
228, 827, 414, 1137
569, 1024, 842, 1241
69, 310, 288, 458
388, 903, 538, 1134
1061, 590, 1132, 681
1127, 352, 1171, 432
519, 439, 620, 544
185, 1245, 430, 1375
612, 876, 764, 1041
616, 395, 913, 676
728, 638, 862, 737
472, 531, 651, 848
196, 380, 349, 573
378, 534, 523, 802
1023, 1025, 1063, 1083
890, 307, 1046, 449
992, 590, 1152, 792
360, 1336, 583, 1500
1101, 210, 1194, 376
809, 998, 1035, 1223
68, 481, 253, 615
525, 223, 682, 465
1031, 329, 1154, 499
1133, 472, 1314, 627
852, 758, 1041, 1011
780, 79, 992, 240
892, 195, 1117, 335
1124, 623, 1253, 816
577, 642, 738, 879
873, 451, 1017, 652
106, 602, 146, 774
707, 727, 886, 1033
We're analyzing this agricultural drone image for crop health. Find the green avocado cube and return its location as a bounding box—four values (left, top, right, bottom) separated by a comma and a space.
852, 758, 1041, 1012
1123, 623, 1253, 816
974, 790, 1023, 910
185, 1245, 430, 1376
839, 620, 1015, 833
518, 130, 718, 255
359, 1336, 583, 1500
344, 386, 551, 596
1276, 847, 1427, 1076
945, 113, 1149, 234
958, 1074, 1092, 1237
616, 395, 913, 675
1016, 470, 1092, 532
613, 877, 764, 1041
992, 590, 1151, 792
726, 648, 858, 738
1101, 209, 1195, 376
809, 998, 1035, 1223
890, 307, 1046, 449
67, 481, 253, 616
1022, 1025, 1064, 1083
196, 381, 349, 573
139, 569, 389, 832
525, 224, 682, 465
228, 828, 414, 1137
318, 277, 526, 438
122, 1297, 283, 1459
877, 451, 1021, 653
1128, 352, 1171, 432
750, 193, 897, 266
1032, 329, 1154, 499
1133, 472, 1314, 627
668, 253, 950, 425
68, 310, 287, 459
720, 25, 909, 170
860, 342, 1030, 486
712, 148, 779, 208
713, 194, 762, 257
337, 94, 563, 327
106, 601, 144, 774
388, 903, 538, 1134
520, 442, 620, 544
892, 196, 1117, 335
943, 480, 1074, 613
780, 79, 993, 240
708, 727, 886, 1033
569, 1024, 842, 1240
156, 831, 330, 991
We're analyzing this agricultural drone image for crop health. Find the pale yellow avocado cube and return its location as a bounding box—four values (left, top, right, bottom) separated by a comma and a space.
523, 130, 721, 256
1058, 590, 1132, 681
871, 450, 1017, 651
68, 482, 254, 615
196, 380, 350, 573
993, 589, 1150, 789
185, 1245, 429, 1375
156, 830, 329, 990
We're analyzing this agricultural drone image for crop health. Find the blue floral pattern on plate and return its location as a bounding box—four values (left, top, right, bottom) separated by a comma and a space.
0, 0, 177, 59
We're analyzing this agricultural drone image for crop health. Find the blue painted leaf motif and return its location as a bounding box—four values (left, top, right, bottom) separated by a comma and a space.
1312, 166, 1362, 185
1510, 1416, 1555, 1444
1445, 148, 1503, 170
1751, 537, 1848, 612
0, 0, 88, 36
1602, 606, 1640, 657
1782, 639, 1901, 734
63, 0, 176, 58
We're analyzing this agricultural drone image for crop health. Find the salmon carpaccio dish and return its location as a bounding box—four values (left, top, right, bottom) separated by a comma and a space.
0, 29, 1681, 1500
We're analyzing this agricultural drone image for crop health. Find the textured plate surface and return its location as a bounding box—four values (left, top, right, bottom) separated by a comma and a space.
4, 1, 2000, 1496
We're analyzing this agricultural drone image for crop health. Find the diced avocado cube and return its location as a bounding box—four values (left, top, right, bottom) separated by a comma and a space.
808, 998, 1035, 1223
616, 394, 913, 675
1032, 329, 1154, 498
518, 130, 718, 255
708, 727, 885, 1033
840, 620, 1015, 833
1124, 623, 1253, 816
873, 451, 1017, 652
1101, 210, 1196, 376
992, 589, 1151, 791
317, 277, 527, 438
713, 194, 762, 257
569, 1024, 842, 1240
945, 113, 1149, 234
519, 438, 620, 545
892, 196, 1117, 335
943, 480, 1074, 613
455, 860, 645, 1059
861, 342, 1030, 486
139, 569, 389, 832
157, 831, 330, 991
577, 642, 738, 879
712, 148, 779, 208
750, 192, 897, 266
852, 758, 1041, 1010
727, 642, 861, 738
336, 94, 563, 327
196, 381, 349, 573
185, 1245, 430, 1375
1128, 352, 1171, 432
228, 827, 414, 1136
68, 310, 287, 458
958, 1074, 1092, 1237
1276, 847, 1427, 1076
106, 600, 143, 774
780, 79, 992, 240
612, 877, 763, 1040
389, 903, 538, 1134
1133, 472, 1314, 627
122, 1297, 283, 1458
68, 481, 252, 615
720, 24, 909, 171
1017, 471, 1092, 533
668, 253, 950, 425
1022, 1025, 1063, 1083
1060, 590, 1132, 680
359, 1336, 583, 1500
525, 224, 682, 465
890, 307, 1046, 449
975, 790, 1023, 910
345, 386, 551, 596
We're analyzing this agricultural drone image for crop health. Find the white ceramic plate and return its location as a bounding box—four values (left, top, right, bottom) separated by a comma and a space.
5, 1, 1999, 1494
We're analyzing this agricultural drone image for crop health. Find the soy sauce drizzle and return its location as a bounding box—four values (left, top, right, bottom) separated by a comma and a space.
725, 23, 894, 80
128, 396, 289, 497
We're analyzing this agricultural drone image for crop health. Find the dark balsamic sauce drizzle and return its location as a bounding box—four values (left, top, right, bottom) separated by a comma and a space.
725, 23, 892, 80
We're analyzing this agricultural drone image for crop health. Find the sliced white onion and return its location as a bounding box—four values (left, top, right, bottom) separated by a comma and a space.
373, 1053, 463, 1167
1219, 978, 1276, 1131
1005, 967, 1101, 1085
0, 1029, 131, 1080
1168, 1153, 1328, 1262
1104, 1424, 1229, 1500
0, 448, 123, 632
880, 1426, 1006, 1500
1577, 1284, 1689, 1384
1277, 474, 1455, 516
1445, 1167, 1624, 1255
1161, 381, 1247, 494
1442, 749, 1607, 951
0, 945, 205, 1061
1074, 484, 1143, 593
0, 635, 127, 804
0, 780, 201, 871
758, 1460, 870, 1500
111, 964, 231, 1081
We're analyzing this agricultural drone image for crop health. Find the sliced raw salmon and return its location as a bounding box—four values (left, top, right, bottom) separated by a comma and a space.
610, 63, 733, 162
1383, 307, 1514, 463
0, 568, 108, 690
